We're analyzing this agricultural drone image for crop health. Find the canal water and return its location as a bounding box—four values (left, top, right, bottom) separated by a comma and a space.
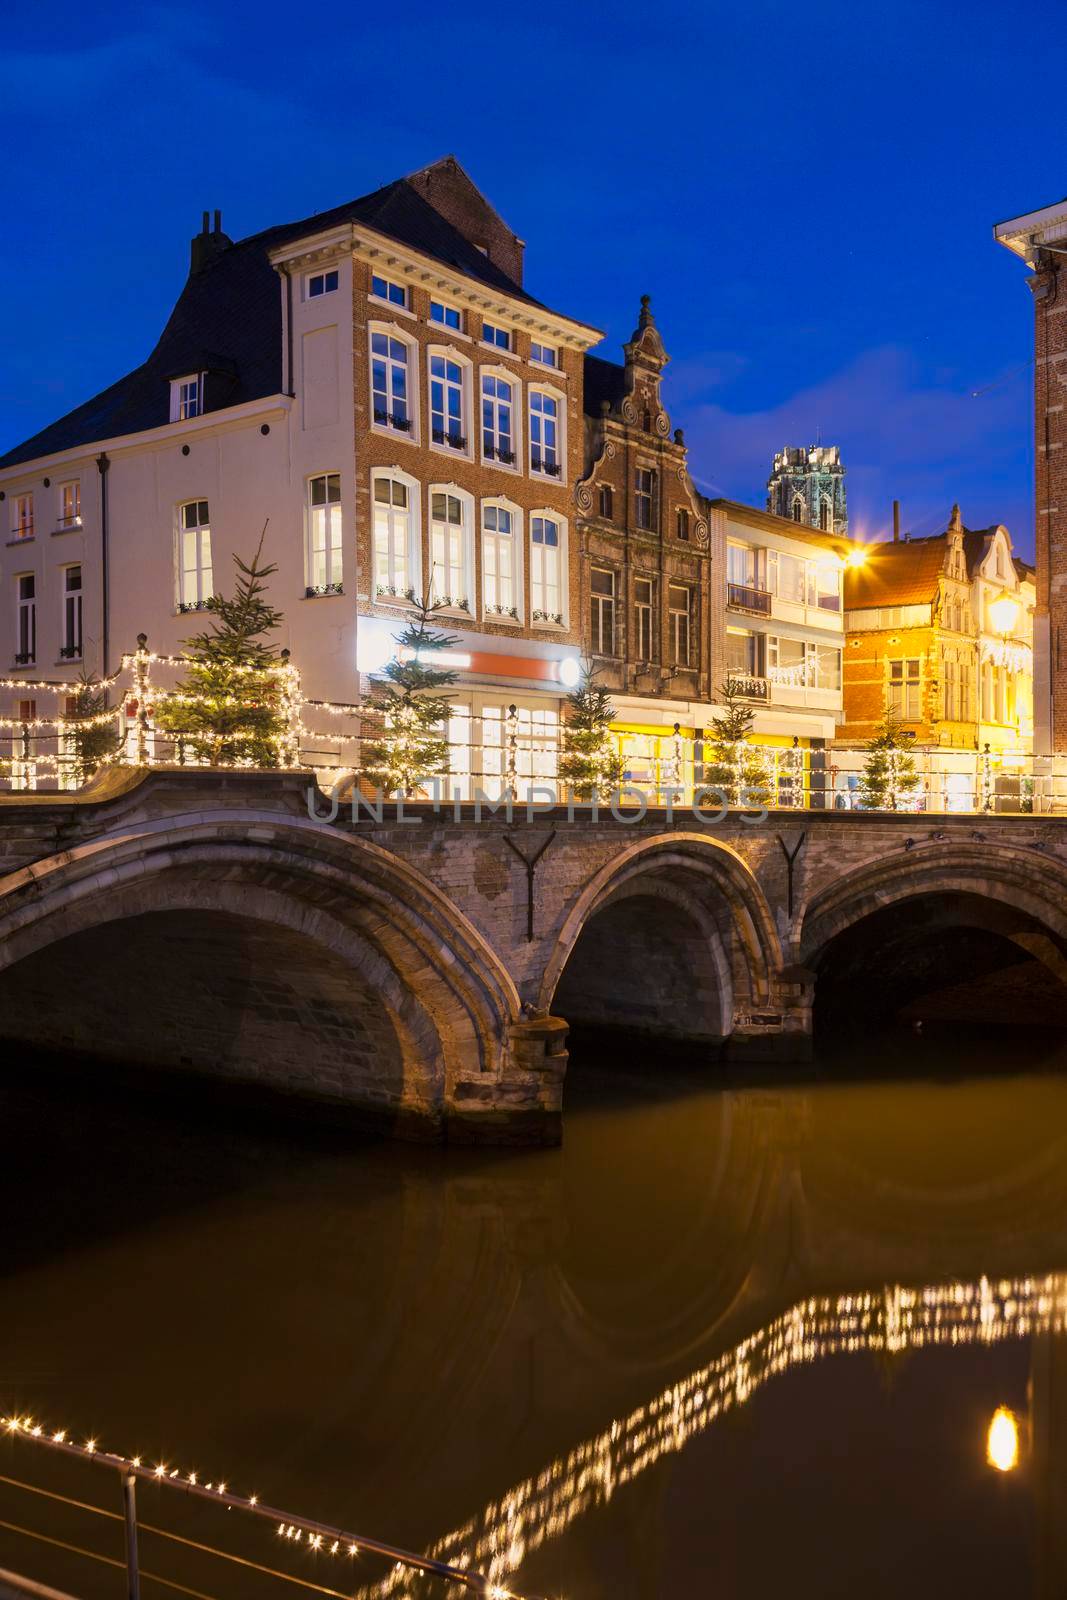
2, 1026, 1067, 1599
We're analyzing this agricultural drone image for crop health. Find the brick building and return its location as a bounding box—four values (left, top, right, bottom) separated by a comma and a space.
995, 198, 1067, 753
840, 505, 1035, 801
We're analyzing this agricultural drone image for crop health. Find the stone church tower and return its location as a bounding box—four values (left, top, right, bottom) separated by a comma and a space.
767, 445, 848, 534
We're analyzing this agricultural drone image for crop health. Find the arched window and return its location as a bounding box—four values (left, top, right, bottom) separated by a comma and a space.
429, 488, 473, 609
371, 471, 419, 597
482, 501, 522, 619
529, 389, 562, 477
429, 352, 467, 451
791, 496, 804, 524
819, 497, 832, 531
481, 372, 516, 465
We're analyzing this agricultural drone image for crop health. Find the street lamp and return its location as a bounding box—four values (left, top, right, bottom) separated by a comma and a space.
988, 589, 1021, 637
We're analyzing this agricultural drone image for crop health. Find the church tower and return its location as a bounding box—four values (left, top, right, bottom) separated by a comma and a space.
767, 445, 848, 534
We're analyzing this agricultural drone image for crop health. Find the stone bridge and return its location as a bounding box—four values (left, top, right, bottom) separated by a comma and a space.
0, 769, 1064, 1142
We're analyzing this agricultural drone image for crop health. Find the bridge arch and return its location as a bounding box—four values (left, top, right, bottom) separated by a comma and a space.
0, 812, 526, 1139
540, 833, 782, 1044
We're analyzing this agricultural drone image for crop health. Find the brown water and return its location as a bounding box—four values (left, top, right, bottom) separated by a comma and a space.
2, 1028, 1067, 1600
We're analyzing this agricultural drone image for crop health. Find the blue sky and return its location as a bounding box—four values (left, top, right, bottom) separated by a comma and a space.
3, 0, 1064, 555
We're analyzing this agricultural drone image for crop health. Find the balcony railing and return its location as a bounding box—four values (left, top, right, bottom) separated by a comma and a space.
727, 582, 772, 615
728, 673, 769, 700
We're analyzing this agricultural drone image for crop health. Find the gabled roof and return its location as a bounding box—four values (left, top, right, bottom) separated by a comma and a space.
1, 172, 569, 471
845, 536, 947, 608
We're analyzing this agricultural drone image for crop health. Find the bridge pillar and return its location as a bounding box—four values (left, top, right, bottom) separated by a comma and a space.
724, 969, 814, 1064
447, 1015, 569, 1145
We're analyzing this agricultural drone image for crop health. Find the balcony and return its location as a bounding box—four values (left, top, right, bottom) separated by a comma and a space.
728, 673, 769, 701
727, 581, 772, 615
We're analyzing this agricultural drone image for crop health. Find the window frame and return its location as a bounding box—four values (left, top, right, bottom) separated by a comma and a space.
598, 484, 614, 520
306, 473, 344, 594
371, 468, 421, 601
530, 341, 557, 368
58, 481, 81, 530
634, 466, 656, 531
15, 573, 36, 664
634, 574, 655, 662
529, 509, 566, 627
480, 365, 520, 471
428, 484, 475, 612
370, 274, 409, 310
887, 656, 922, 721
429, 298, 462, 332
369, 321, 418, 443
176, 499, 213, 612
528, 384, 565, 481
589, 566, 617, 657
480, 497, 523, 623
306, 268, 339, 299
60, 564, 83, 659
12, 493, 33, 540
170, 373, 203, 423
668, 582, 691, 668
481, 320, 511, 352
427, 344, 473, 457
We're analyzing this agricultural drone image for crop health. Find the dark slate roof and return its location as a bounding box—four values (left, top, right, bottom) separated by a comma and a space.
582, 353, 628, 418
1, 177, 550, 470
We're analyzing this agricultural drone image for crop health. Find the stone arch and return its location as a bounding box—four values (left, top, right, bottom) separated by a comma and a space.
539, 833, 782, 1036
0, 811, 527, 1140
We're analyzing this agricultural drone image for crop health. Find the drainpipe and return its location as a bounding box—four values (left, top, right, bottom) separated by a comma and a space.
96, 452, 111, 676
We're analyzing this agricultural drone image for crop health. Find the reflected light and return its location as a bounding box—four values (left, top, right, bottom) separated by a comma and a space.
987, 1406, 1020, 1472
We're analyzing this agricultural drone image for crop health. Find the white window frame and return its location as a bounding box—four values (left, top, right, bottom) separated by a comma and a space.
15, 574, 36, 664
429, 298, 462, 331
428, 485, 475, 612
529, 384, 566, 482
306, 267, 339, 299
530, 509, 566, 627
177, 499, 213, 611
888, 657, 921, 721
12, 493, 33, 540
371, 468, 421, 600
530, 341, 557, 368
369, 322, 418, 444
59, 482, 81, 530
170, 373, 203, 423
61, 565, 83, 659
480, 365, 520, 472
370, 274, 409, 310
306, 473, 344, 592
480, 497, 523, 622
427, 345, 473, 458
481, 320, 511, 352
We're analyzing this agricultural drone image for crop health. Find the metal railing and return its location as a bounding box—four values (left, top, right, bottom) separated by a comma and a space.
726, 582, 772, 615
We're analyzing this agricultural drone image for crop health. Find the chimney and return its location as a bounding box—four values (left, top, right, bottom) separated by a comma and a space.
190, 209, 231, 275
893, 500, 900, 542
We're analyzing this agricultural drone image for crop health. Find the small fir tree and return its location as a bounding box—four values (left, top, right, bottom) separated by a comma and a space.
153, 525, 290, 766
859, 711, 920, 810
557, 666, 624, 801
360, 598, 459, 797
704, 678, 772, 807
62, 672, 123, 786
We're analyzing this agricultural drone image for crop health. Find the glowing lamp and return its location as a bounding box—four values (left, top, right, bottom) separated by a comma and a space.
557, 656, 581, 689
844, 547, 867, 568
986, 1406, 1020, 1472
988, 591, 1021, 637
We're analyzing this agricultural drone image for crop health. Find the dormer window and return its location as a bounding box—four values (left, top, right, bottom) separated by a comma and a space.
171, 374, 202, 422
307, 269, 339, 298
371, 274, 408, 309
482, 321, 510, 351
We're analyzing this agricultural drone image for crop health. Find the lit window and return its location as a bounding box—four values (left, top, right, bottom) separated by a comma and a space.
529, 392, 560, 476
373, 477, 413, 595
12, 494, 33, 540
430, 354, 466, 449
531, 516, 561, 621
430, 492, 469, 606
59, 483, 81, 529
590, 567, 615, 655
171, 375, 202, 422
598, 484, 613, 520
371, 274, 408, 308
371, 332, 411, 432
61, 566, 82, 658
307, 269, 339, 298
482, 321, 510, 350
481, 374, 515, 463
530, 342, 556, 367
15, 575, 35, 664
178, 500, 213, 610
676, 507, 690, 541
307, 474, 342, 591
888, 658, 921, 720
482, 504, 517, 615
635, 576, 654, 660
634, 468, 655, 530
430, 300, 461, 330
727, 628, 763, 678
669, 584, 691, 667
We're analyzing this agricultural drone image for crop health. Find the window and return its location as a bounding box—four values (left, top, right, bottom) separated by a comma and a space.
430, 300, 462, 330
791, 497, 803, 523
482, 504, 518, 617
373, 476, 415, 596
809, 561, 841, 612
61, 566, 82, 658
307, 474, 343, 591
16, 575, 35, 663
307, 269, 339, 298
668, 584, 691, 667
12, 494, 33, 539
531, 516, 562, 622
727, 629, 764, 678
598, 484, 613, 520
819, 498, 832, 531
371, 274, 408, 308
371, 331, 411, 432
676, 507, 690, 541
12, 697, 36, 790
590, 568, 616, 655
775, 551, 807, 605
815, 643, 841, 691
943, 656, 959, 722
888, 658, 921, 720
481, 374, 515, 463
529, 391, 560, 475
634, 468, 655, 530
430, 354, 466, 449
530, 342, 556, 367
178, 500, 213, 610
59, 482, 81, 528
171, 374, 201, 422
635, 576, 654, 660
430, 492, 470, 607
482, 321, 510, 350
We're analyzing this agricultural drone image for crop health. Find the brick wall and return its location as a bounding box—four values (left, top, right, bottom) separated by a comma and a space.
405, 157, 525, 287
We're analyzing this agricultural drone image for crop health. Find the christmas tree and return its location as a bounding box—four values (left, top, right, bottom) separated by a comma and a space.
153, 525, 291, 767
359, 598, 459, 797
557, 666, 624, 801
62, 672, 123, 786
704, 679, 772, 807
859, 711, 920, 810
